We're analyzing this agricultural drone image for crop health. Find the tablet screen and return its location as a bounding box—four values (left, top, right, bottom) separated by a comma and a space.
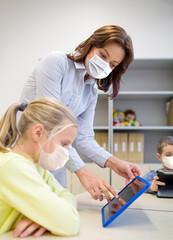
102, 177, 150, 227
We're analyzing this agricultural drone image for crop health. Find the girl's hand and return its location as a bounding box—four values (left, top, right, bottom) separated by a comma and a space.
150, 176, 165, 192
13, 218, 47, 238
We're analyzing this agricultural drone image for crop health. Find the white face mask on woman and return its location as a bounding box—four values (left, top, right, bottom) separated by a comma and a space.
86, 54, 112, 79
38, 144, 69, 171
162, 156, 173, 170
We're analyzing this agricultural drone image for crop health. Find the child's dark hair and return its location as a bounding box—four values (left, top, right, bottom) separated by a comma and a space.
157, 136, 173, 154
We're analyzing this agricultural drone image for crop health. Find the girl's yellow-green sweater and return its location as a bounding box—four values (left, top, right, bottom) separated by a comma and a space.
0, 151, 80, 236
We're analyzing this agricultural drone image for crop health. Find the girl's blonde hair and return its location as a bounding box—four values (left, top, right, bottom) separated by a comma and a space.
0, 98, 77, 153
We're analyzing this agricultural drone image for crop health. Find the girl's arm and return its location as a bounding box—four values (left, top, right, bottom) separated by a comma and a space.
0, 155, 80, 236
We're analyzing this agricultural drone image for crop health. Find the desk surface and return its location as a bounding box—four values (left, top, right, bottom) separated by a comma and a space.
0, 192, 173, 240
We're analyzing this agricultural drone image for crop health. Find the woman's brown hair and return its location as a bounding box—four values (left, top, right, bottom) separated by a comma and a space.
67, 25, 134, 98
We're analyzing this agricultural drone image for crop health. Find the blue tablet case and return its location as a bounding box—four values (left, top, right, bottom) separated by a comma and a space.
102, 176, 150, 227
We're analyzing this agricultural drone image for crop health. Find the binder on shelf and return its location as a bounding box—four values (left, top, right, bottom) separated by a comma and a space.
120, 133, 128, 161
167, 98, 173, 126
113, 133, 121, 159
94, 132, 101, 145
100, 132, 108, 151
94, 131, 108, 151
135, 134, 144, 163
128, 133, 136, 163
113, 133, 128, 161
128, 133, 144, 163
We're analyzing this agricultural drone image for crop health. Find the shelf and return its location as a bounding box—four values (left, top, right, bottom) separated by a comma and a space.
95, 59, 173, 164
94, 126, 173, 131
113, 126, 173, 131
115, 91, 173, 100
129, 59, 173, 69
94, 126, 109, 130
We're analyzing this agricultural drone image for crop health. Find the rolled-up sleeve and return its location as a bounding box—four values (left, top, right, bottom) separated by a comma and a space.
74, 96, 112, 168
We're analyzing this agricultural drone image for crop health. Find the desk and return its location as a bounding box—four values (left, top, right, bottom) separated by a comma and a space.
0, 192, 173, 240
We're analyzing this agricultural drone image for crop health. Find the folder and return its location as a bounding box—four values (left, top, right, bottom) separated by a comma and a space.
128, 133, 144, 163
120, 133, 128, 160
113, 133, 121, 159
113, 133, 128, 160
94, 132, 101, 145
167, 98, 173, 126
94, 131, 108, 151
128, 133, 136, 163
135, 134, 144, 163
100, 132, 108, 151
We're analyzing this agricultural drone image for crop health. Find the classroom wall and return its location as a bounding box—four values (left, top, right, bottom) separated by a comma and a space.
0, 0, 173, 117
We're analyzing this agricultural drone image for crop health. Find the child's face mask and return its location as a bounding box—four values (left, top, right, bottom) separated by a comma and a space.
38, 144, 69, 171
38, 123, 76, 171
162, 156, 173, 170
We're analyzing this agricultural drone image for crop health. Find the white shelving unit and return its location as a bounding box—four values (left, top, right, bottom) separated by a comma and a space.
69, 59, 173, 193
117, 91, 173, 100
94, 58, 173, 164
113, 126, 173, 130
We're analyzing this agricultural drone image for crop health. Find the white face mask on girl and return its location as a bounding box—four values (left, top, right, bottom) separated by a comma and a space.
38, 123, 76, 171
162, 156, 173, 170
38, 144, 69, 171
86, 54, 112, 79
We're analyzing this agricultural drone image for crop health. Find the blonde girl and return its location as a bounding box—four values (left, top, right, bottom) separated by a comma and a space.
0, 97, 80, 238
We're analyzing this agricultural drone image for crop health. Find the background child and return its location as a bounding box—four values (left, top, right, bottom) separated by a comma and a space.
0, 98, 80, 238
143, 136, 173, 193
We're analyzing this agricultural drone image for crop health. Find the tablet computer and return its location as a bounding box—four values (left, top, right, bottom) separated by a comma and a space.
102, 176, 150, 227
156, 169, 173, 198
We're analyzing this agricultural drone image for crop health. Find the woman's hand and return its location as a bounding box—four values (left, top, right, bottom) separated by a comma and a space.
13, 218, 47, 238
105, 156, 142, 184
150, 176, 165, 192
75, 166, 119, 203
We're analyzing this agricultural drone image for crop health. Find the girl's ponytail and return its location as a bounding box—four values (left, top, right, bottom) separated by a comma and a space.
0, 103, 21, 152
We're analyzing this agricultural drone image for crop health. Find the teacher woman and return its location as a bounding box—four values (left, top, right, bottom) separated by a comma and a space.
20, 25, 142, 202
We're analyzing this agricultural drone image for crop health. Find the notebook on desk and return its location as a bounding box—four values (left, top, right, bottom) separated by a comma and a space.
157, 170, 173, 198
